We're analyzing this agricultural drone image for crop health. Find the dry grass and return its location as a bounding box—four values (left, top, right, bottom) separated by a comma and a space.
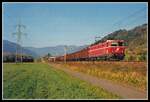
51, 61, 147, 92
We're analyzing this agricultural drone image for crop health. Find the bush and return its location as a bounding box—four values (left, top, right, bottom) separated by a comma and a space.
124, 48, 147, 61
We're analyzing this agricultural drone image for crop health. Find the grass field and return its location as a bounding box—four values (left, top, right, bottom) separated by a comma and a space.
3, 63, 120, 99
51, 61, 147, 92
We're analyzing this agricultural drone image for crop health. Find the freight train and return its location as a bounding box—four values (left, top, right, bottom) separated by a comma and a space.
55, 40, 126, 61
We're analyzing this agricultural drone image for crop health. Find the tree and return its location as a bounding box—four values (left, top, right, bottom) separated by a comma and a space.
47, 53, 52, 57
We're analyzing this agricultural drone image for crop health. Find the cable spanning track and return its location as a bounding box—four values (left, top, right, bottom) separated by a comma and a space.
100, 7, 147, 38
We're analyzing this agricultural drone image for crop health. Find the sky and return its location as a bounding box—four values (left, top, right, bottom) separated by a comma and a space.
2, 2, 147, 48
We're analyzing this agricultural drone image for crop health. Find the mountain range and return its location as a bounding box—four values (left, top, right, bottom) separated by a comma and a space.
3, 40, 38, 58
24, 45, 88, 57
3, 40, 88, 58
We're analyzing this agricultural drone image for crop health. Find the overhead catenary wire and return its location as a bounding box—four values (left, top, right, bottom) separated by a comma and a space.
122, 14, 147, 29
99, 7, 147, 40
78, 7, 147, 47
113, 7, 146, 26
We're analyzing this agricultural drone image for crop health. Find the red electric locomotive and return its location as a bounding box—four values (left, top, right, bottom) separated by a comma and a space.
55, 40, 126, 61
88, 40, 126, 60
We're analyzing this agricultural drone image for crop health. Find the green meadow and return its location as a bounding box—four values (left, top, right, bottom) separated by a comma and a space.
3, 63, 120, 99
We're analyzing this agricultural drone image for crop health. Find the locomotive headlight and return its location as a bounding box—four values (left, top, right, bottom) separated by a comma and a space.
116, 48, 119, 51
106, 50, 108, 54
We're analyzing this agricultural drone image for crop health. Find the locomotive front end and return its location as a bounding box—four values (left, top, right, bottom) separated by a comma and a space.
106, 40, 126, 60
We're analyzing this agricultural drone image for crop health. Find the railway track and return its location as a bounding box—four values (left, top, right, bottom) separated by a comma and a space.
53, 61, 147, 64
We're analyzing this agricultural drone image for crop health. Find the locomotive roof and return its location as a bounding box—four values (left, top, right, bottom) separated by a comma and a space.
88, 40, 125, 48
106, 40, 124, 42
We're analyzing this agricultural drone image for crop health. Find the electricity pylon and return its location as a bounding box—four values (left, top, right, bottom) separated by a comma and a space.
12, 21, 27, 63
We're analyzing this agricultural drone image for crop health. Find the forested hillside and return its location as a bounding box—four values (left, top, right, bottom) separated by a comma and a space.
93, 24, 147, 61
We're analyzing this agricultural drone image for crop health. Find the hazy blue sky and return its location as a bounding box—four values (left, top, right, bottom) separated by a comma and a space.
2, 2, 147, 47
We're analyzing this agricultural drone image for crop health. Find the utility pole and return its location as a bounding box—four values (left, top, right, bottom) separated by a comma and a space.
64, 46, 67, 63
12, 20, 27, 63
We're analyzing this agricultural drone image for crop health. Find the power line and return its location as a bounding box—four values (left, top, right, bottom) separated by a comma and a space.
70, 7, 146, 46
99, 7, 147, 39
113, 7, 146, 26
121, 14, 147, 29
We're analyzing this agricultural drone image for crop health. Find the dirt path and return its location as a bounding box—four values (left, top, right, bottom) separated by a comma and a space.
49, 63, 147, 99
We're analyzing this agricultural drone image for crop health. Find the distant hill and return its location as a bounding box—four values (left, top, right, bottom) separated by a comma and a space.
94, 24, 147, 47
3, 40, 88, 58
25, 45, 88, 57
3, 40, 38, 58
93, 23, 147, 61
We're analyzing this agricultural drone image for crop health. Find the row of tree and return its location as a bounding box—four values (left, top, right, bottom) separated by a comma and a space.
3, 54, 34, 62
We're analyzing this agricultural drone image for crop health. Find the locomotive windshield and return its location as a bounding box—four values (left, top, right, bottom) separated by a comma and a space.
111, 42, 124, 46
111, 43, 118, 46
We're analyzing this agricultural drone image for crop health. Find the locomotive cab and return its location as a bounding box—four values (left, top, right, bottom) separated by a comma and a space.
106, 40, 126, 60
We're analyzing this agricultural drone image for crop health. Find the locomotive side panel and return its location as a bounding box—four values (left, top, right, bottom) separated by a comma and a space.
89, 42, 107, 58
